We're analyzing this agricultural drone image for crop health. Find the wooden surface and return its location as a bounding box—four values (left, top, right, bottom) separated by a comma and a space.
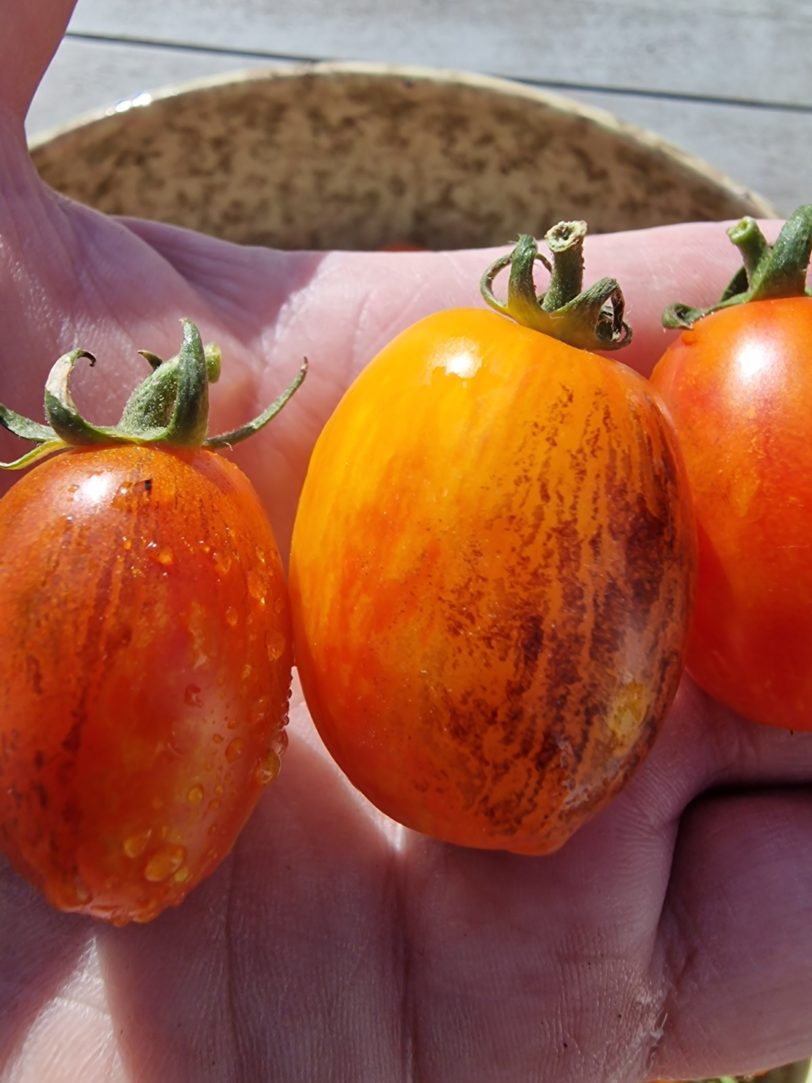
27, 0, 812, 219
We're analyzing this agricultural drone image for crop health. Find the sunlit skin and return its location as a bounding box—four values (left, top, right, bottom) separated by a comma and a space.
652, 296, 812, 730
0, 445, 292, 923
2, 2, 812, 1078
291, 307, 696, 853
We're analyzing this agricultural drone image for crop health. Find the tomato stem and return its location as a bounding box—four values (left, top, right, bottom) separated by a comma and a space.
480, 222, 632, 350
664, 204, 812, 329
45, 349, 135, 447
727, 216, 770, 282
0, 319, 306, 470
205, 360, 307, 449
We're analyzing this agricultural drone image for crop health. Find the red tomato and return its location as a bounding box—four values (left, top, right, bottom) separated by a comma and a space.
0, 321, 300, 922
651, 294, 812, 730
290, 229, 696, 854
0, 445, 291, 923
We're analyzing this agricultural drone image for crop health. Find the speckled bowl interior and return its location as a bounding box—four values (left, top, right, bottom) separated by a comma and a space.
29, 64, 776, 249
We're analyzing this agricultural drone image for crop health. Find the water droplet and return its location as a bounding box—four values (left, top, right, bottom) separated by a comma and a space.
225, 607, 239, 628
73, 875, 91, 904
212, 550, 232, 576
254, 748, 281, 787
121, 536, 133, 551
138, 896, 163, 920
247, 570, 267, 606
207, 798, 221, 814
241, 663, 253, 681
226, 717, 238, 731
212, 732, 224, 745
123, 830, 152, 858
184, 684, 203, 707
187, 783, 205, 804
144, 845, 186, 883
272, 729, 289, 756
145, 541, 174, 566
266, 630, 287, 662
226, 737, 245, 763
255, 547, 267, 566
132, 902, 161, 925
113, 481, 132, 500
252, 696, 271, 725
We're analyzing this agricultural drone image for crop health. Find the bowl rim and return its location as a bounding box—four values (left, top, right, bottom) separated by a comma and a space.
28, 60, 778, 219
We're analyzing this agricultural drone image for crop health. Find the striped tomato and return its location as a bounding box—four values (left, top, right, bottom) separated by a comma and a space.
0, 321, 303, 923
290, 224, 696, 854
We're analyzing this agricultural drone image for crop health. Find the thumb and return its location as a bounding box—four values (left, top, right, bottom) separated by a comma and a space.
0, 0, 77, 123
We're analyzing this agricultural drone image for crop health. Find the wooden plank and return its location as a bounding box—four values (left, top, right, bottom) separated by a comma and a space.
27, 39, 293, 137
28, 38, 806, 216
64, 0, 812, 107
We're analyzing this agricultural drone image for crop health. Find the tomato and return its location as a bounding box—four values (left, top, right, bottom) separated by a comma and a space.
650, 207, 812, 730
0, 322, 302, 922
290, 226, 696, 854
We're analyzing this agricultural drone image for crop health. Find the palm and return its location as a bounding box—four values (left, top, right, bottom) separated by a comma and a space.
2, 8, 812, 1083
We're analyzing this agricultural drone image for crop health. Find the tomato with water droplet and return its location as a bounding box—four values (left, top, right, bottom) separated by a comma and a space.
0, 322, 301, 923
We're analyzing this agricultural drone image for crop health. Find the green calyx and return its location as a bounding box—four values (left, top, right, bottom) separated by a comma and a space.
481, 221, 632, 351
664, 203, 812, 329
0, 319, 306, 470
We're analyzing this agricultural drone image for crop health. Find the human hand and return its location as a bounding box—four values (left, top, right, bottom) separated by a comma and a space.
1, 4, 811, 1081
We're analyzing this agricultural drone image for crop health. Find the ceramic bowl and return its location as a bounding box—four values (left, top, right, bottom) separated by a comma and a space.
29, 63, 776, 249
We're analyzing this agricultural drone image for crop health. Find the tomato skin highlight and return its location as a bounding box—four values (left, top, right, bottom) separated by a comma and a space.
0, 444, 292, 924
290, 308, 696, 854
651, 296, 812, 731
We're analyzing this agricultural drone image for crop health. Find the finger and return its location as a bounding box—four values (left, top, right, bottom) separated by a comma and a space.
398, 810, 675, 1082
611, 678, 812, 838
0, 0, 76, 123
124, 216, 786, 393
651, 788, 812, 1080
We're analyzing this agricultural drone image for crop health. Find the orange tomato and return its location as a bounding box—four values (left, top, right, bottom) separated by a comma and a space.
290, 262, 696, 853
